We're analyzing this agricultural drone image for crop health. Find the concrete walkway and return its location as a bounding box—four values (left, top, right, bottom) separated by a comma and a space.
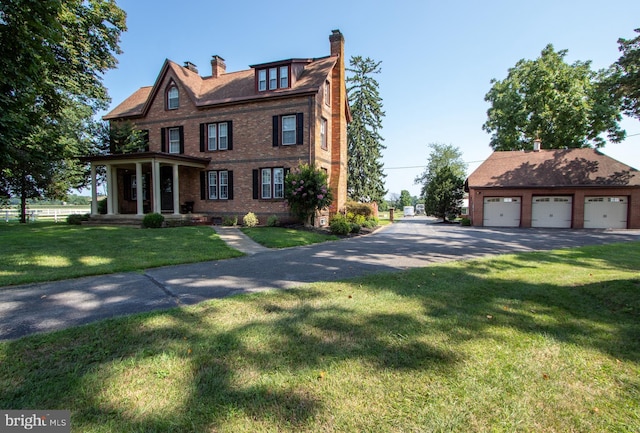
211, 226, 270, 255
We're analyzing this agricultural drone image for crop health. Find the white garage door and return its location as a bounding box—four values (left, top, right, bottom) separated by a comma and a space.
483, 197, 521, 227
584, 197, 628, 229
532, 196, 572, 228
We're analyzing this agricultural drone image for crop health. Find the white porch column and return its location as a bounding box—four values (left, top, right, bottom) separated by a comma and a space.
90, 164, 98, 216
172, 164, 180, 215
105, 164, 114, 215
136, 162, 144, 216
152, 160, 161, 213
111, 165, 119, 215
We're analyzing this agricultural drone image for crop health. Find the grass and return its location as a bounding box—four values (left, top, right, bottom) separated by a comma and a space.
240, 227, 339, 248
0, 222, 244, 286
1, 242, 638, 432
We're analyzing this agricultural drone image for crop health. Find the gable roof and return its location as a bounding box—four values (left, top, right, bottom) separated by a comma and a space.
104, 56, 338, 120
467, 148, 640, 188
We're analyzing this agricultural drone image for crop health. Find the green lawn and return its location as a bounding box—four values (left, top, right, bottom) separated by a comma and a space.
0, 222, 244, 286
241, 227, 338, 248
1, 242, 638, 432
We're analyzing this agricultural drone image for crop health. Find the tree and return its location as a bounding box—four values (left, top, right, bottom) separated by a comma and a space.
347, 56, 387, 204
424, 166, 464, 222
415, 143, 466, 199
0, 0, 126, 222
615, 28, 640, 121
397, 190, 413, 208
284, 163, 333, 226
483, 44, 625, 151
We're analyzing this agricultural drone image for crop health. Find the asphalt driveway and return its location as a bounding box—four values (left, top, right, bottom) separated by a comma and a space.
2, 216, 639, 341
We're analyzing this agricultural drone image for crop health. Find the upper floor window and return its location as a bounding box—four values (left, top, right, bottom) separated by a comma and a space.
200, 121, 233, 152
160, 126, 183, 154
257, 65, 290, 91
258, 70, 267, 91
272, 113, 303, 146
324, 80, 331, 105
168, 128, 181, 154
320, 118, 327, 150
167, 86, 179, 109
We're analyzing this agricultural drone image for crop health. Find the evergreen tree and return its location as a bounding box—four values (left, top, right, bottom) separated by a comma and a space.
347, 56, 387, 204
0, 0, 126, 222
415, 143, 466, 200
424, 166, 464, 222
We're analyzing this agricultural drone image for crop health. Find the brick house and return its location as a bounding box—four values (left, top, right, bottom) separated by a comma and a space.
83, 30, 349, 226
465, 145, 640, 229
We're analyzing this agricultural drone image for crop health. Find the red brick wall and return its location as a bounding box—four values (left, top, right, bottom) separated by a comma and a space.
468, 187, 640, 229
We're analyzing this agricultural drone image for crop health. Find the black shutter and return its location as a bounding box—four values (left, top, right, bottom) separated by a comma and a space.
200, 171, 206, 200
227, 171, 233, 200
296, 113, 304, 145
227, 121, 233, 150
272, 115, 279, 147
141, 130, 150, 152
253, 169, 259, 199
179, 126, 184, 154
199, 123, 205, 152
160, 128, 166, 153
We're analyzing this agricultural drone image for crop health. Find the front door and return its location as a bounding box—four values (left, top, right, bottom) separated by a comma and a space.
160, 166, 173, 212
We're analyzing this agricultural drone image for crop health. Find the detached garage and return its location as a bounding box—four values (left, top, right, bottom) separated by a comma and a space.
466, 148, 640, 229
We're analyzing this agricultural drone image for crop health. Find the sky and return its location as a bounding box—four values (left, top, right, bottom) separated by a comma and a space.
100, 0, 640, 198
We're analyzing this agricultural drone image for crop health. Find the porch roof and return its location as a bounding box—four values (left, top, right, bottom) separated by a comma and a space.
80, 152, 211, 168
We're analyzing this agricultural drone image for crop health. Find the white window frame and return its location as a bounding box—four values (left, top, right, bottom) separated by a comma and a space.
320, 118, 327, 150
168, 127, 180, 154
269, 67, 277, 90
207, 124, 217, 151
282, 115, 296, 145
258, 69, 267, 91
273, 168, 284, 199
219, 171, 229, 200
279, 66, 289, 88
261, 169, 272, 199
208, 171, 218, 200
207, 122, 228, 151
324, 80, 330, 105
167, 86, 179, 109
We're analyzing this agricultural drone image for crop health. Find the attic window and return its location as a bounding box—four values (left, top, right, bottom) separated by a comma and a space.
257, 65, 290, 91
167, 86, 179, 109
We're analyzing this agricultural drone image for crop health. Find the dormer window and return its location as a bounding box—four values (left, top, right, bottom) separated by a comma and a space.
257, 65, 290, 91
167, 85, 179, 109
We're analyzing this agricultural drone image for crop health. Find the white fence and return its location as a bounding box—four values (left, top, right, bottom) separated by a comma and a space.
3, 208, 91, 223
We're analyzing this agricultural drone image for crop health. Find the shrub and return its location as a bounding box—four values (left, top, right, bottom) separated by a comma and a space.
461, 217, 471, 226
362, 218, 379, 229
329, 214, 351, 235
285, 163, 333, 226
350, 223, 361, 234
346, 201, 373, 219
267, 215, 280, 227
143, 213, 164, 228
97, 198, 107, 214
243, 212, 259, 227
66, 214, 84, 225
346, 212, 366, 226
223, 215, 238, 226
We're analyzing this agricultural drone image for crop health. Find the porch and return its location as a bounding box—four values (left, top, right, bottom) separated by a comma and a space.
81, 152, 210, 217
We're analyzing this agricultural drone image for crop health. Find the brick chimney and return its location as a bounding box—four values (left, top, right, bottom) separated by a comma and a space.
183, 61, 198, 73
211, 55, 226, 78
329, 29, 344, 58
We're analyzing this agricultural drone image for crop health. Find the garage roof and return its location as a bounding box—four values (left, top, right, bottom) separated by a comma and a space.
467, 148, 640, 188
